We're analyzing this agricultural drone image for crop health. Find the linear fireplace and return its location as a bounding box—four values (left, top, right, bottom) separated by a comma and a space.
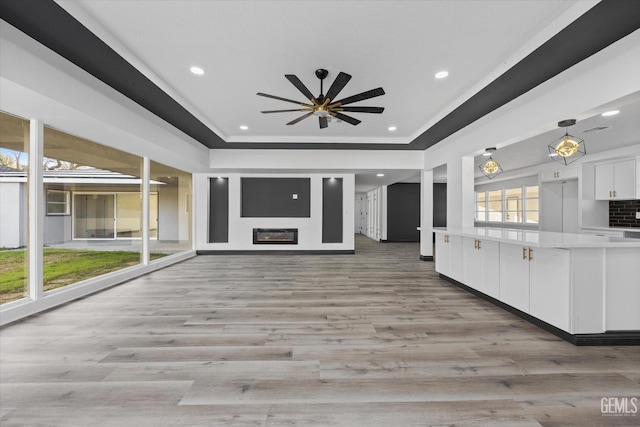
253, 228, 298, 244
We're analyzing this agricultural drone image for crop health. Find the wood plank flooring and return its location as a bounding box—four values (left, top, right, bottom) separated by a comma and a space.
1, 235, 639, 426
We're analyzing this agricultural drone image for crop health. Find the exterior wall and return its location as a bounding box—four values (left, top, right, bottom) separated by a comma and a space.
0, 182, 27, 248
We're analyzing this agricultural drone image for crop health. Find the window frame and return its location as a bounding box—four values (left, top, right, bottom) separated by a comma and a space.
475, 185, 539, 226
45, 189, 71, 216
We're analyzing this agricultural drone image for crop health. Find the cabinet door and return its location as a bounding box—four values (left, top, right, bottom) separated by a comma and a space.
448, 235, 464, 283
480, 239, 500, 299
499, 243, 530, 313
434, 233, 450, 277
463, 237, 482, 292
529, 247, 571, 331
614, 160, 636, 199
595, 163, 614, 200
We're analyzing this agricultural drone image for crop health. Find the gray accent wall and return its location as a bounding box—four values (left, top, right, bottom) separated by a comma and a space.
387, 183, 420, 242
322, 178, 343, 243
241, 178, 310, 218
209, 177, 229, 243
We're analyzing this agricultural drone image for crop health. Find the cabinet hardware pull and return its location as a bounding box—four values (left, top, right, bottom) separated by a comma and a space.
528, 247, 533, 261
614, 190, 617, 197
478, 240, 481, 250
610, 191, 612, 197
522, 247, 527, 260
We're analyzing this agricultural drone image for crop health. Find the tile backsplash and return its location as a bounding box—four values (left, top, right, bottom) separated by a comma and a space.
609, 199, 640, 228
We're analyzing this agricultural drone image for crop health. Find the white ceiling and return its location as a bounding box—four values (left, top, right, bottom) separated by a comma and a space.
473, 90, 640, 178
56, 0, 585, 145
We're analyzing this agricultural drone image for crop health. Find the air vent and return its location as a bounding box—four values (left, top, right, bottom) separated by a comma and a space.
582, 126, 610, 133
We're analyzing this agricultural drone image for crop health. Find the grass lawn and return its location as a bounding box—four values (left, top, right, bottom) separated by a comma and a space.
0, 249, 167, 304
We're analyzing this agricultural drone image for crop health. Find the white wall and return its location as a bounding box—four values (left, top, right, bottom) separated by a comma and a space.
0, 182, 26, 248
195, 173, 355, 251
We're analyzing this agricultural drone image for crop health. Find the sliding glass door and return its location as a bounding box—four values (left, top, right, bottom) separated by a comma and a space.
74, 194, 115, 239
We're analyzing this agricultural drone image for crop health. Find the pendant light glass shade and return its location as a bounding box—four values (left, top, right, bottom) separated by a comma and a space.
548, 120, 586, 166
479, 156, 503, 179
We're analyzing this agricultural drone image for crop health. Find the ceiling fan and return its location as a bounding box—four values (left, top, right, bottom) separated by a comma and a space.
257, 69, 385, 129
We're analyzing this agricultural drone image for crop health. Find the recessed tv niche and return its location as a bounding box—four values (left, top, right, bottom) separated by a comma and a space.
241, 178, 310, 218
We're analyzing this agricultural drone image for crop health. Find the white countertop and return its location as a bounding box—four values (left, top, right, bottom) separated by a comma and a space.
433, 227, 640, 248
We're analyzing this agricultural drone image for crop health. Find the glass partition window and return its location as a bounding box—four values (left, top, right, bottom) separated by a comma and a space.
475, 185, 539, 226
42, 126, 146, 294
475, 191, 486, 222
525, 186, 540, 224
0, 112, 29, 304
487, 190, 503, 222
505, 187, 523, 223
149, 161, 192, 255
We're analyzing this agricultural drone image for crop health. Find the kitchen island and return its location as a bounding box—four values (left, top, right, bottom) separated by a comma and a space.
434, 227, 640, 345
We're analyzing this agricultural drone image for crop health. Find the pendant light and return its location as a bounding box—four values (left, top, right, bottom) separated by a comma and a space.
479, 147, 503, 179
548, 119, 586, 165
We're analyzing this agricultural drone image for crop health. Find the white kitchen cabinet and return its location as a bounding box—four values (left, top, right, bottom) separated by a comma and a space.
540, 165, 578, 182
463, 237, 500, 298
499, 243, 571, 329
435, 233, 463, 283
499, 243, 531, 313
529, 247, 571, 331
595, 159, 636, 200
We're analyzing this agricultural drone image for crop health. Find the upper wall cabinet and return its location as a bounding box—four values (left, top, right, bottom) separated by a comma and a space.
540, 164, 578, 182
595, 159, 636, 200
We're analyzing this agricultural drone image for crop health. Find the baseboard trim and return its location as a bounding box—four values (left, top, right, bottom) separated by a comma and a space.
438, 273, 640, 346
197, 250, 355, 255
420, 255, 434, 261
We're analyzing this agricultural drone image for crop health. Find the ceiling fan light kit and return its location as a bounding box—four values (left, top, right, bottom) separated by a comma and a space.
257, 68, 385, 129
548, 119, 586, 166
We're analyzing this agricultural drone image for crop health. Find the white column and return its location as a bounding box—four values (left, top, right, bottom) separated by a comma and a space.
380, 185, 388, 241
142, 156, 150, 265
28, 120, 43, 300
447, 156, 475, 228
420, 169, 434, 259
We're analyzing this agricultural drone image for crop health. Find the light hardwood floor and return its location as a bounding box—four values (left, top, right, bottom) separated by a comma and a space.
1, 235, 639, 426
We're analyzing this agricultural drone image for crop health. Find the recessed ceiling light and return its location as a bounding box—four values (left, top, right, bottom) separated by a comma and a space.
388, 126, 397, 131
239, 125, 249, 130
190, 66, 204, 75
601, 110, 619, 117
435, 71, 449, 79
376, 173, 385, 177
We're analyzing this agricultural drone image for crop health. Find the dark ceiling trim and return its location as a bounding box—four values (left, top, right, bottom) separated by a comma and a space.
1, 0, 639, 151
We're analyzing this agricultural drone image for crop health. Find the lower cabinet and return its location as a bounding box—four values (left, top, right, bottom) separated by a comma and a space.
529, 247, 570, 331
462, 237, 500, 298
499, 243, 531, 314
435, 233, 463, 283
437, 234, 572, 333
500, 243, 570, 330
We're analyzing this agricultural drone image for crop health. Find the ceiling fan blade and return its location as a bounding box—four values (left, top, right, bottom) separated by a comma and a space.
286, 112, 314, 125
339, 106, 384, 114
324, 72, 352, 103
319, 116, 328, 129
333, 112, 361, 126
331, 87, 385, 106
257, 92, 313, 107
261, 108, 310, 113
285, 74, 316, 102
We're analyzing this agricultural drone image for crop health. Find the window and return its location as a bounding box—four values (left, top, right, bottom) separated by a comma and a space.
475, 191, 486, 222
475, 185, 539, 226
487, 190, 503, 222
525, 186, 539, 224
505, 187, 523, 223
46, 189, 70, 215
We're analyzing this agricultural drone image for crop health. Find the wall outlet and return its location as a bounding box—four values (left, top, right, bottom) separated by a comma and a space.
636, 211, 640, 220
